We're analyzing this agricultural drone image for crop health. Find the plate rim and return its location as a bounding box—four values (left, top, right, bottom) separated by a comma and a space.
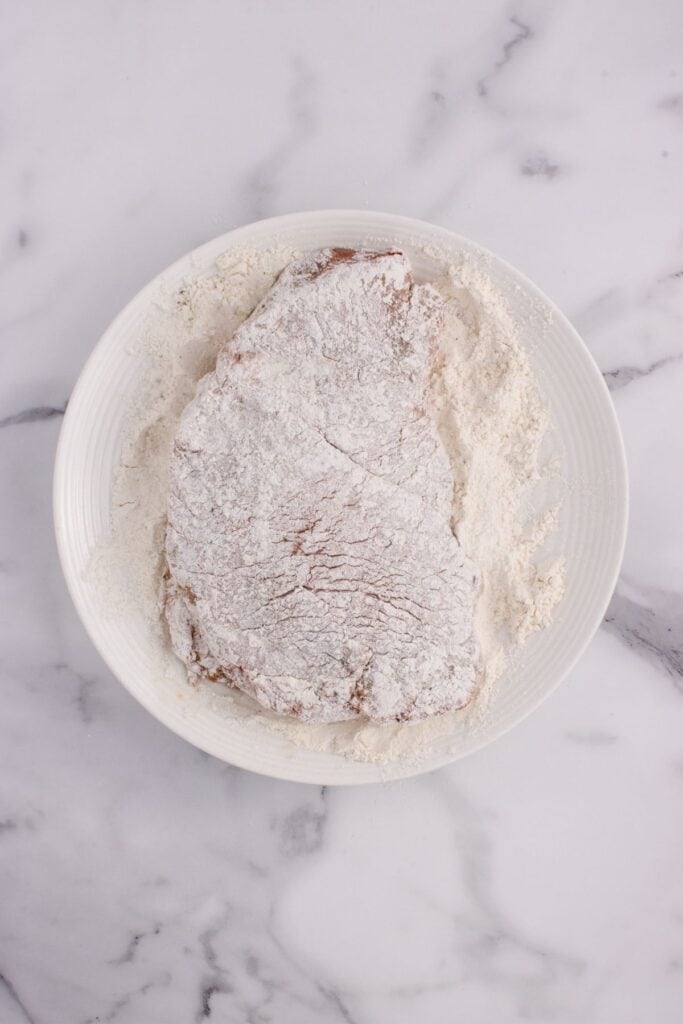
53, 209, 629, 785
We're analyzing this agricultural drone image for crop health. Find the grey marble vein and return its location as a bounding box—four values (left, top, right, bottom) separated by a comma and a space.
196, 908, 233, 1021
241, 57, 316, 220
0, 403, 66, 429
428, 775, 585, 1015
315, 983, 357, 1024
410, 66, 455, 160
603, 355, 682, 390
571, 287, 625, 335
521, 153, 561, 179
265, 920, 359, 1024
82, 975, 171, 1024
0, 299, 63, 334
108, 926, 162, 966
564, 730, 619, 745
0, 969, 35, 1024
52, 661, 100, 725
603, 588, 683, 690
197, 983, 221, 1021
278, 789, 327, 858
659, 93, 683, 114
477, 16, 533, 98
238, 950, 279, 1022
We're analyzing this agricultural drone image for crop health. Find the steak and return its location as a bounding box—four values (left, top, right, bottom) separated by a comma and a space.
164, 248, 479, 722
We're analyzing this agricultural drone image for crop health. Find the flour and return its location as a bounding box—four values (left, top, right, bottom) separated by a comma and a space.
431, 258, 565, 695
93, 244, 565, 766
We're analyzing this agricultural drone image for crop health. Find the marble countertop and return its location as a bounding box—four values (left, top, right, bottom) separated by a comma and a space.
2, 2, 682, 1021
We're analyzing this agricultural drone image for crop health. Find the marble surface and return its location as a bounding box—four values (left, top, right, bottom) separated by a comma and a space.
2, 1, 682, 1020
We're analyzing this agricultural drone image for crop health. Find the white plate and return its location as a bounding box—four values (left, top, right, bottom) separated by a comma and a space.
53, 211, 628, 784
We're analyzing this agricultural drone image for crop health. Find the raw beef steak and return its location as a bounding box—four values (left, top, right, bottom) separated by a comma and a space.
164, 248, 479, 722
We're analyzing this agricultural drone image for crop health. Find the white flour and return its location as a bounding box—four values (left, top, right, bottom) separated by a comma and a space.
431, 258, 565, 693
92, 244, 565, 766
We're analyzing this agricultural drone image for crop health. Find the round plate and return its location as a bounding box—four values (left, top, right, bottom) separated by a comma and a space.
54, 211, 628, 784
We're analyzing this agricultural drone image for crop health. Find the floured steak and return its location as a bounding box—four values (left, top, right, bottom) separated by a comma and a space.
164, 248, 479, 723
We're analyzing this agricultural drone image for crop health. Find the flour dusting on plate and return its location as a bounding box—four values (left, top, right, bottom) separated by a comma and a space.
89, 243, 565, 767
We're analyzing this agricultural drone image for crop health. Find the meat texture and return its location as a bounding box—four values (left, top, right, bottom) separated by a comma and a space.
164, 248, 479, 722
